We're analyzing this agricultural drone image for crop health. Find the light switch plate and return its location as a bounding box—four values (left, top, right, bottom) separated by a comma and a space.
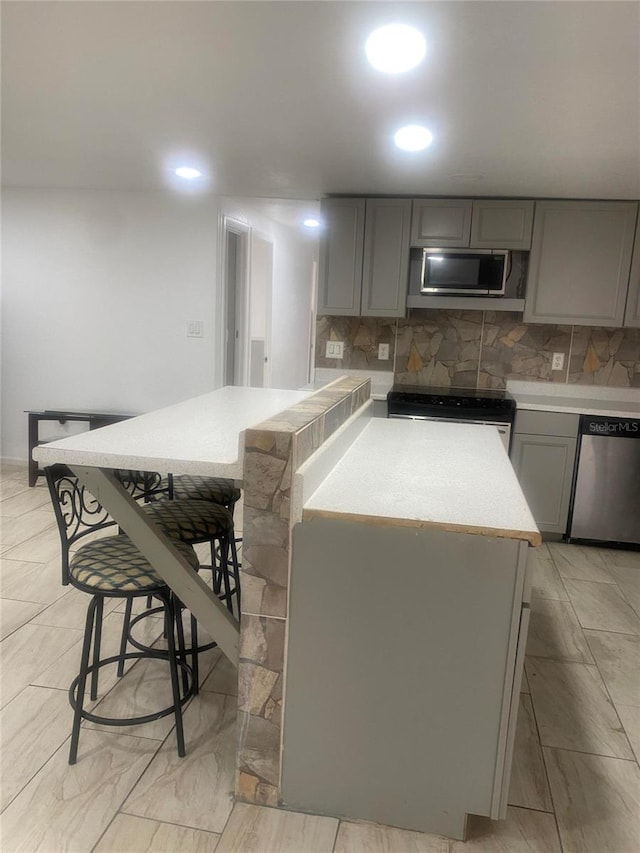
326, 341, 344, 359
186, 320, 204, 338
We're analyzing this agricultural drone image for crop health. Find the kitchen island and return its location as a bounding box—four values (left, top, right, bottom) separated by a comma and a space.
280, 415, 539, 840
33, 378, 540, 840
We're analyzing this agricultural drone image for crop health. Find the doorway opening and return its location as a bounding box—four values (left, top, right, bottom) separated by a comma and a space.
222, 219, 250, 386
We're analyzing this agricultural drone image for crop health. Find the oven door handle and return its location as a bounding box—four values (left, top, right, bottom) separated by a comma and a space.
389, 413, 509, 430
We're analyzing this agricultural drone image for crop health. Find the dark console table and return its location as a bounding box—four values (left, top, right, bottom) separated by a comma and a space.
26, 409, 134, 486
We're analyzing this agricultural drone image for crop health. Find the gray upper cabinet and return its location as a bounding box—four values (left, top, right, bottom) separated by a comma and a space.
470, 200, 534, 249
623, 213, 640, 327
524, 200, 639, 326
361, 198, 411, 317
318, 197, 409, 318
410, 198, 534, 249
317, 198, 365, 316
410, 199, 472, 247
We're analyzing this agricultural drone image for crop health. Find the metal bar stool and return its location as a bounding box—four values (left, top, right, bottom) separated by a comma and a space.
168, 474, 242, 611
112, 470, 242, 689
45, 464, 197, 764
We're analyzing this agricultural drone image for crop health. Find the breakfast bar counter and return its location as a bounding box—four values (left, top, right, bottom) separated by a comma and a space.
33, 386, 312, 663
33, 386, 311, 479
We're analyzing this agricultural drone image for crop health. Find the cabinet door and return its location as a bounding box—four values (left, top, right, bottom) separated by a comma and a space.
410, 199, 472, 247
511, 434, 577, 534
471, 200, 534, 250
624, 213, 640, 327
524, 201, 638, 326
317, 198, 365, 316
361, 198, 411, 317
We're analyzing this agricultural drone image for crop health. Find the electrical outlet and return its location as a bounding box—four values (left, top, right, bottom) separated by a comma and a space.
378, 343, 390, 360
186, 320, 204, 338
325, 341, 344, 359
552, 352, 565, 371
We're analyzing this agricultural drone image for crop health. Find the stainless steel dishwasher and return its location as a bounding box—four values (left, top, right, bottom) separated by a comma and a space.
568, 414, 640, 547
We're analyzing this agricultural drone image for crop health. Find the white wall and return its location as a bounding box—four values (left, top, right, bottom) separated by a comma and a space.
1, 188, 220, 462
1, 189, 318, 463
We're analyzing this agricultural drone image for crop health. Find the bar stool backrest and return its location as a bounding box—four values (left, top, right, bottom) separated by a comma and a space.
45, 464, 116, 585
113, 469, 172, 502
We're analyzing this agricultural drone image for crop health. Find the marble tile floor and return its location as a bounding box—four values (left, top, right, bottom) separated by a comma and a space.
1, 461, 639, 852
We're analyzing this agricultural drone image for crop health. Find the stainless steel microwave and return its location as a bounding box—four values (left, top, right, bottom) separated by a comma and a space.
420, 248, 509, 296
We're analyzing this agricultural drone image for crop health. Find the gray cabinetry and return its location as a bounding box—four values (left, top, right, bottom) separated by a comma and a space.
361, 198, 411, 316
318, 197, 410, 317
470, 200, 534, 249
624, 214, 640, 327
284, 519, 531, 840
410, 199, 472, 247
410, 198, 534, 249
317, 198, 365, 316
524, 201, 638, 326
511, 410, 579, 535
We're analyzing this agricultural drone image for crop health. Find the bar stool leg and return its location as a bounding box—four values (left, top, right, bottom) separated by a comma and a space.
69, 596, 98, 765
117, 597, 133, 677
229, 535, 241, 617
162, 592, 186, 757
189, 613, 201, 694
90, 596, 104, 701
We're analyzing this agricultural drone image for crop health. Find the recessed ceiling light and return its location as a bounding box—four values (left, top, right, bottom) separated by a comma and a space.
365, 24, 426, 73
394, 125, 433, 151
303, 218, 321, 228
175, 167, 203, 179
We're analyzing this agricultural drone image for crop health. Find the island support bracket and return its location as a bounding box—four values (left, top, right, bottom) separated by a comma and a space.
71, 465, 240, 666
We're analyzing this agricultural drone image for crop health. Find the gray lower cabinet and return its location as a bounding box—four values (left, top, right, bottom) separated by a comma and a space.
524, 200, 639, 326
317, 197, 410, 317
511, 410, 579, 535
283, 518, 532, 840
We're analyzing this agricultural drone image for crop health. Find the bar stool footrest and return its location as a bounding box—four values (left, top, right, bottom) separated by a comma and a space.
69, 651, 194, 727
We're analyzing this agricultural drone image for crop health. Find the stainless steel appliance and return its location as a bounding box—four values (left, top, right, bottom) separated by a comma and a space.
568, 414, 640, 547
420, 248, 509, 296
386, 386, 516, 451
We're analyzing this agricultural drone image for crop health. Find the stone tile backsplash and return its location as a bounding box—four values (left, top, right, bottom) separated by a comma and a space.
316, 310, 640, 388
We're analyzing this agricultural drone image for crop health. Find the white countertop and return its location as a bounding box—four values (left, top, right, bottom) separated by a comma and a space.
303, 417, 540, 545
507, 381, 640, 418
34, 386, 311, 478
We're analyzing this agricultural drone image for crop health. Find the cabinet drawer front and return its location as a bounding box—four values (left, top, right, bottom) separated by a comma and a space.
514, 409, 579, 437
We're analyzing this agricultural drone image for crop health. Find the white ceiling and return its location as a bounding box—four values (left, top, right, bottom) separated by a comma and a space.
2, 1, 639, 200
